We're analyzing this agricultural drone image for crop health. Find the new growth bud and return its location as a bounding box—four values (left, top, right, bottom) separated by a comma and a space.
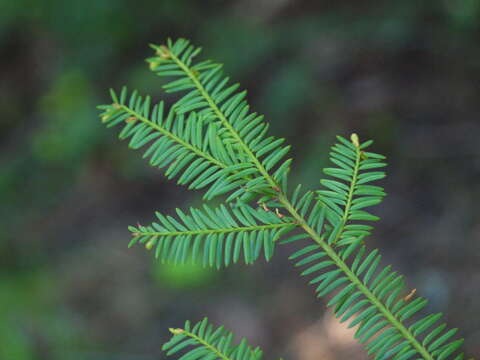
157, 45, 171, 59
149, 60, 160, 71
351, 133, 360, 148
145, 239, 156, 250
169, 328, 184, 335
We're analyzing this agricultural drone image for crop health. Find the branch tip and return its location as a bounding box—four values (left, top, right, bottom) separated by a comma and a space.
403, 288, 416, 302
169, 328, 184, 335
350, 133, 360, 148
149, 60, 160, 70
157, 45, 171, 59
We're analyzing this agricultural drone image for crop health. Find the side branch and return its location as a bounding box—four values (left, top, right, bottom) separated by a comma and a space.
119, 104, 226, 169
330, 135, 362, 246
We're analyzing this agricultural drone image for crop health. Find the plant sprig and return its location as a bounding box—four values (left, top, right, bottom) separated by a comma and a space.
98, 38, 466, 360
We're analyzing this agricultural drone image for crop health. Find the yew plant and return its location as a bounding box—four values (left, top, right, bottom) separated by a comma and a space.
98, 38, 468, 360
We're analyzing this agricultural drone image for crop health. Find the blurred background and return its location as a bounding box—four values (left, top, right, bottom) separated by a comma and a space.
1, 0, 480, 359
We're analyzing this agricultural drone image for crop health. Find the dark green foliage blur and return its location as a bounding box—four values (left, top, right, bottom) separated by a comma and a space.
1, 1, 480, 359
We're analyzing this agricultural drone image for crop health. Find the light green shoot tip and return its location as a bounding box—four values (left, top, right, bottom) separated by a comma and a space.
169, 328, 184, 335
350, 133, 360, 148
145, 240, 155, 250
149, 60, 160, 71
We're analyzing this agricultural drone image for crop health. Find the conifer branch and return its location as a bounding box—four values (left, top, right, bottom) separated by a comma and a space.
100, 38, 467, 360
